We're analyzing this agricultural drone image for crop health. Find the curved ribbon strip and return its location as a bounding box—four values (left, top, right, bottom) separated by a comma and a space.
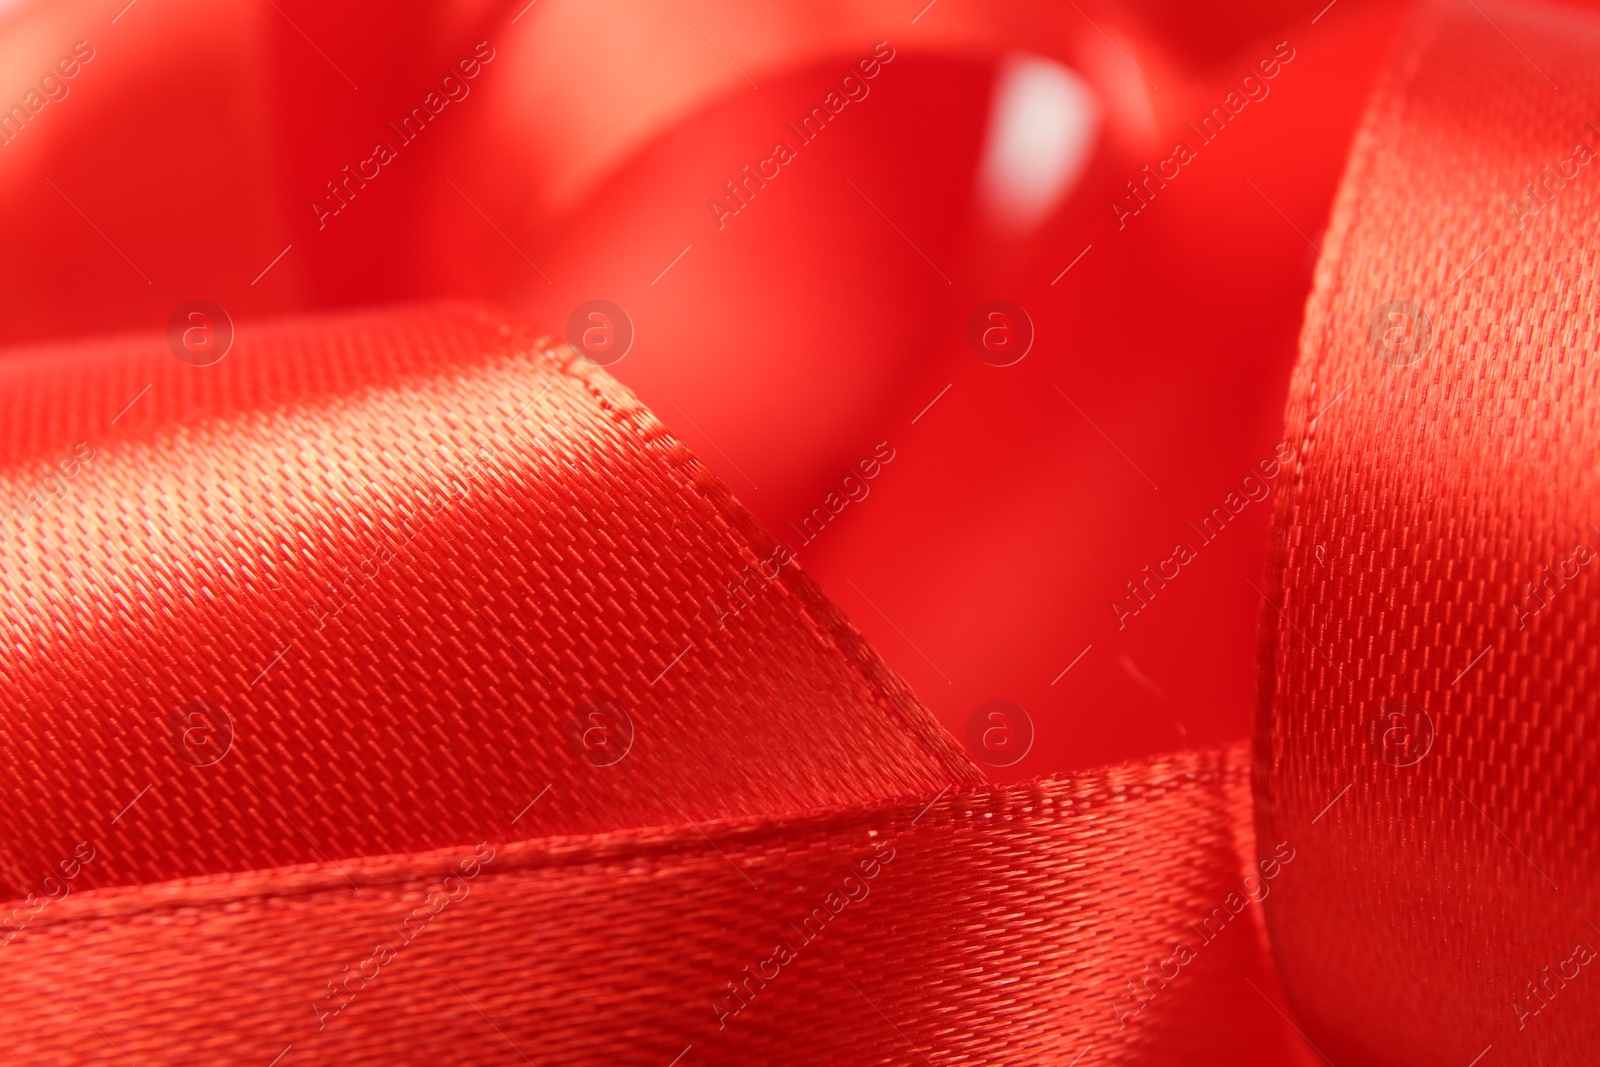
1, 1, 1597, 1065
0, 303, 977, 893
1257, 1, 1600, 1063
0, 304, 1287, 1064
2, 748, 1264, 1065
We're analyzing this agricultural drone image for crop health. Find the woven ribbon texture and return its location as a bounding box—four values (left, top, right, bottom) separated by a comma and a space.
0, 1, 1595, 1065
1256, 1, 1600, 1064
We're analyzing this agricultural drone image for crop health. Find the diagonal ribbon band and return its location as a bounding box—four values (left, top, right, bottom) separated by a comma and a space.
1, 747, 1272, 1065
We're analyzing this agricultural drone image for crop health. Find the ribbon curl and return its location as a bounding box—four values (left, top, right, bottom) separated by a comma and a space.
1, 1, 1597, 1065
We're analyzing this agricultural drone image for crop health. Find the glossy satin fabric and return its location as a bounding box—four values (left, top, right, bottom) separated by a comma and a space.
3, 748, 1271, 1064
0, 305, 978, 892
1257, 2, 1600, 1062
0, 306, 1293, 1064
0, 1, 1596, 1066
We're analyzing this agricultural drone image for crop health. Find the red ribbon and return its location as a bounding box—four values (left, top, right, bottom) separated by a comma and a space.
0, 0, 1596, 1064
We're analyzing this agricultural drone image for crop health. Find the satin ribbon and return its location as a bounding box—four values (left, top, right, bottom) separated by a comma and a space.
1255, 1, 1600, 1061
0, 2, 1596, 1065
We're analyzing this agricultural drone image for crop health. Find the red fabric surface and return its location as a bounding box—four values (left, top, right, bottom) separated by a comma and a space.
2, 748, 1282, 1066
0, 0, 1594, 1064
0, 304, 977, 892
1256, 2, 1600, 1062
0, 303, 1304, 1064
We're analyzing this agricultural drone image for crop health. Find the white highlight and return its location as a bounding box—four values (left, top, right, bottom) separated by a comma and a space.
976, 54, 1100, 234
